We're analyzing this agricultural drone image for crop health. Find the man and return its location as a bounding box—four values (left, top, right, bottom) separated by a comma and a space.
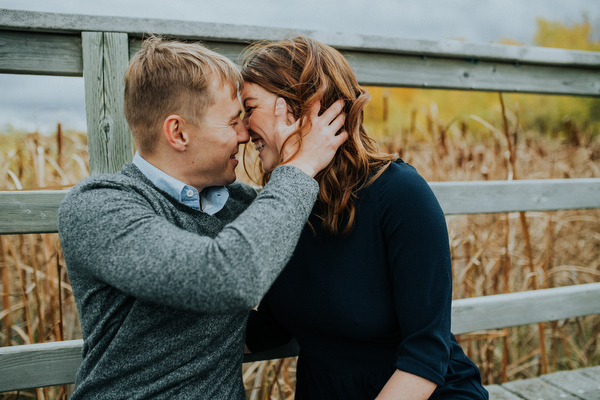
58, 36, 346, 399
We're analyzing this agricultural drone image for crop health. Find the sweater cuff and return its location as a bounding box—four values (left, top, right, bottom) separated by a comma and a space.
267, 164, 319, 199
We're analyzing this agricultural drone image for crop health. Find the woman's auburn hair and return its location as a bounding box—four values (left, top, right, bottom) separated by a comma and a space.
242, 35, 396, 235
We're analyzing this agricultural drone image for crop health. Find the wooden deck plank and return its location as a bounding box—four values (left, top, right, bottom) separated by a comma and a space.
501, 376, 580, 399
485, 384, 523, 400
540, 370, 600, 400
578, 365, 600, 380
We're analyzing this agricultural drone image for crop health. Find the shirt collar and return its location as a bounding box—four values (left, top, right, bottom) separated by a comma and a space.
132, 152, 229, 215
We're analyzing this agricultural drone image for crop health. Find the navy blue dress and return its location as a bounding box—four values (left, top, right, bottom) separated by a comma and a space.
247, 161, 488, 399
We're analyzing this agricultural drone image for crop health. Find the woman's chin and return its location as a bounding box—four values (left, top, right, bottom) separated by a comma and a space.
260, 157, 278, 173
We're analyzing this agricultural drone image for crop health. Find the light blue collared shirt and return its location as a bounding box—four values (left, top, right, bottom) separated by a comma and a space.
132, 152, 229, 215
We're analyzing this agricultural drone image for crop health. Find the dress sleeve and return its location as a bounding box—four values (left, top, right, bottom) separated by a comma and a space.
58, 165, 318, 315
246, 293, 294, 352
379, 163, 452, 386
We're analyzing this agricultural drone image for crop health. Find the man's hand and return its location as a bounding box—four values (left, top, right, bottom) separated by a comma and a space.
276, 98, 348, 177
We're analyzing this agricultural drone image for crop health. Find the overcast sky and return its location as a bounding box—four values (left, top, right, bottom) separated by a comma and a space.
1, 0, 599, 134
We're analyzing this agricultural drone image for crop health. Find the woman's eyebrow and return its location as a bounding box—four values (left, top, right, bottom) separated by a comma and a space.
242, 97, 255, 108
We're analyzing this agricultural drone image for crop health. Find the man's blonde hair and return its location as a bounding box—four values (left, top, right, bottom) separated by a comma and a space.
124, 36, 243, 154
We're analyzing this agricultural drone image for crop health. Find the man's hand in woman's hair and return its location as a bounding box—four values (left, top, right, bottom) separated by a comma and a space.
280, 98, 347, 177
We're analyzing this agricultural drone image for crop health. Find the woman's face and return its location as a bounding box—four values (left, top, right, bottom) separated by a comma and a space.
241, 83, 285, 172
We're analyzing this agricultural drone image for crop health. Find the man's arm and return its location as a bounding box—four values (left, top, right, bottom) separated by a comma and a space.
59, 101, 347, 314
59, 165, 317, 314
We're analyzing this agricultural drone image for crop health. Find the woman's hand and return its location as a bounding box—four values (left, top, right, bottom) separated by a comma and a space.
277, 98, 347, 177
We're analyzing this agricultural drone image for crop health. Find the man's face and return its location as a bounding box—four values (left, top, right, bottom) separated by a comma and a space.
185, 80, 249, 190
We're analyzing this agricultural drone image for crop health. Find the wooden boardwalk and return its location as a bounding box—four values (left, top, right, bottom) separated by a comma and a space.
486, 366, 600, 400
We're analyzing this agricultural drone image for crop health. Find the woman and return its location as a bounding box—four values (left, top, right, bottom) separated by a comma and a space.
241, 36, 488, 400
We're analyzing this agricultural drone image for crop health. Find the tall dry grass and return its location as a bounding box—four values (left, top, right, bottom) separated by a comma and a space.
1, 93, 599, 399
1, 126, 88, 400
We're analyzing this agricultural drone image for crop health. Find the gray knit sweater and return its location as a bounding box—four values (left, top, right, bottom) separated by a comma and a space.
58, 163, 318, 399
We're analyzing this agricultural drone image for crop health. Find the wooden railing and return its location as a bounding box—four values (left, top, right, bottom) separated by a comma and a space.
1, 8, 600, 396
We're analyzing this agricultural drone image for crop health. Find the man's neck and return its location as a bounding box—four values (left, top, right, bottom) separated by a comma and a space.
140, 151, 206, 193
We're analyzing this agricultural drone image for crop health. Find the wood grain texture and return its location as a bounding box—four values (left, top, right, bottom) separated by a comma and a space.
130, 38, 600, 96
501, 377, 580, 399
484, 385, 523, 400
429, 178, 600, 215
2, 9, 599, 96
451, 282, 600, 334
540, 370, 600, 400
0, 339, 82, 391
1, 178, 598, 234
82, 31, 133, 175
3, 8, 600, 67
348, 50, 600, 95
0, 190, 68, 234
0, 30, 82, 76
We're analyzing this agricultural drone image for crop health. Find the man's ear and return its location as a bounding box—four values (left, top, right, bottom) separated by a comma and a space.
163, 115, 189, 151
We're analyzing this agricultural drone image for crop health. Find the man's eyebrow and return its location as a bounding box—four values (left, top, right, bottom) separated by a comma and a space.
230, 109, 242, 121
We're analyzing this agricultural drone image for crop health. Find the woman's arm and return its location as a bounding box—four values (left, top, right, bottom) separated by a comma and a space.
376, 370, 437, 400
379, 162, 454, 387
246, 294, 294, 353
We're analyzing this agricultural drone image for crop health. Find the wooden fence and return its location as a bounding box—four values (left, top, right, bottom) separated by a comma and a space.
1, 8, 600, 399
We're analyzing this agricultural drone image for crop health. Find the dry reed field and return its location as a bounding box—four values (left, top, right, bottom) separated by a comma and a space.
1, 94, 599, 399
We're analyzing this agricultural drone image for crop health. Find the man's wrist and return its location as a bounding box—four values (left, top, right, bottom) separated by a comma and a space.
283, 160, 316, 177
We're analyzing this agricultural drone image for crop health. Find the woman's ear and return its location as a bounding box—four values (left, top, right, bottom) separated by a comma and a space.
163, 115, 189, 151
274, 97, 295, 126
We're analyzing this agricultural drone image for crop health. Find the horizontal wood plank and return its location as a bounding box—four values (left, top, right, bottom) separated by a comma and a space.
500, 376, 580, 399
3, 8, 600, 68
484, 385, 523, 400
0, 30, 82, 76
0, 339, 83, 392
430, 178, 600, 215
2, 284, 600, 391
539, 370, 600, 400
130, 39, 600, 96
1, 178, 598, 235
451, 282, 600, 334
348, 50, 600, 95
0, 190, 68, 234
1, 10, 599, 95
579, 365, 600, 379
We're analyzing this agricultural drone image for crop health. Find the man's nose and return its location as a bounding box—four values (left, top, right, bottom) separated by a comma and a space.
237, 123, 250, 144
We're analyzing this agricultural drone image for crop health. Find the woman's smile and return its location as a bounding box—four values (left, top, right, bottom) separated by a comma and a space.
241, 83, 282, 172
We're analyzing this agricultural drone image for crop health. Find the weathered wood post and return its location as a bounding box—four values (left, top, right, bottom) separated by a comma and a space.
82, 31, 133, 175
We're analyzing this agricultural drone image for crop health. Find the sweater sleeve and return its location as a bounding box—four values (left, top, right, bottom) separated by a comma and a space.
379, 163, 452, 386
58, 165, 318, 314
